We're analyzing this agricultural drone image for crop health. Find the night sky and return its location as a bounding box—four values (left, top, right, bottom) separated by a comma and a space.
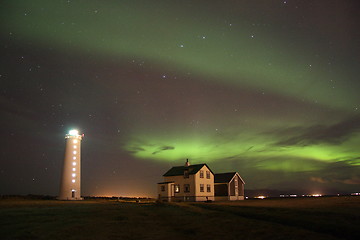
1, 0, 360, 197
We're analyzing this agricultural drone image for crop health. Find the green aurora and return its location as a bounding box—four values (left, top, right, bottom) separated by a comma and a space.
1, 0, 359, 195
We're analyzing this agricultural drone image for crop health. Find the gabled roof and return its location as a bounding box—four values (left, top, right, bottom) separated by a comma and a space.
157, 181, 174, 184
163, 163, 214, 177
215, 172, 245, 184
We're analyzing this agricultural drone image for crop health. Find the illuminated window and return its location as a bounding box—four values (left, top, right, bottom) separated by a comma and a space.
207, 184, 211, 192
184, 184, 190, 193
73, 151, 77, 154
72, 179, 75, 183
73, 140, 78, 144
200, 184, 204, 192
73, 145, 77, 149
206, 171, 211, 179
72, 162, 76, 166
174, 184, 180, 193
72, 168, 76, 171
200, 170, 204, 178
73, 157, 76, 160
72, 173, 76, 177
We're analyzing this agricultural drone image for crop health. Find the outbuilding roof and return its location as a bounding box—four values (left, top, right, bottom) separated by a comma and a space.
163, 163, 214, 177
215, 172, 245, 184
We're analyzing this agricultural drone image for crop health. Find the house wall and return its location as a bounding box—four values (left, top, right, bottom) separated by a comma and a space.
229, 174, 244, 197
230, 178, 235, 196
163, 174, 195, 201
194, 165, 214, 201
157, 183, 173, 202
229, 196, 245, 200
238, 177, 244, 197
214, 183, 228, 196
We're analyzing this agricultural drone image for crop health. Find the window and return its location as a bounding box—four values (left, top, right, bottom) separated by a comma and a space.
207, 184, 211, 192
161, 186, 165, 192
73, 140, 78, 144
72, 179, 76, 183
184, 169, 189, 178
73, 156, 76, 160
73, 151, 77, 154
72, 173, 76, 177
184, 184, 190, 193
200, 184, 204, 192
72, 162, 76, 166
73, 145, 77, 149
72, 168, 76, 171
206, 171, 211, 179
200, 170, 204, 178
174, 184, 180, 193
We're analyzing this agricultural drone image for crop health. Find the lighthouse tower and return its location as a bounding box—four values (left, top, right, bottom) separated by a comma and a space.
58, 129, 84, 200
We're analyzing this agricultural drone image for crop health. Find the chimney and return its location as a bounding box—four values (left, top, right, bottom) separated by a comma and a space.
185, 159, 190, 167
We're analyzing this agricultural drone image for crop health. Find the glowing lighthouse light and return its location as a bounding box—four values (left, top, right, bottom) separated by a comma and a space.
58, 129, 84, 200
69, 129, 79, 136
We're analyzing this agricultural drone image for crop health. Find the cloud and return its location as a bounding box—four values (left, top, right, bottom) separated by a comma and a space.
310, 176, 328, 184
311, 175, 360, 185
335, 176, 360, 185
126, 146, 145, 154
152, 146, 175, 155
274, 115, 360, 147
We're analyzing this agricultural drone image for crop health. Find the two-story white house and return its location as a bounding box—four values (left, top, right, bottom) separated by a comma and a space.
157, 160, 215, 202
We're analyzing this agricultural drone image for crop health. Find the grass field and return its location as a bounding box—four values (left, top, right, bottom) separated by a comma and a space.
0, 196, 359, 239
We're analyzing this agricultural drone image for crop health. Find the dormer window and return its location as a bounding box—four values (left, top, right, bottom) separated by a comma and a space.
200, 170, 204, 178
206, 171, 211, 179
184, 169, 189, 178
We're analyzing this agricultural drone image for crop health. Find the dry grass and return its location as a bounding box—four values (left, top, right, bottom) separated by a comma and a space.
0, 196, 359, 240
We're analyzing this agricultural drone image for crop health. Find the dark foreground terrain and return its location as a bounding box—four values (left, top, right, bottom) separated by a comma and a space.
0, 196, 359, 240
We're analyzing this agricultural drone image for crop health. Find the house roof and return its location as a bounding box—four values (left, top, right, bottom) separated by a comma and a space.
215, 172, 245, 184
163, 163, 214, 177
157, 181, 174, 184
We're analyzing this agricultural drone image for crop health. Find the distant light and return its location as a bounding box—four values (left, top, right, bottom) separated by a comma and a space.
280, 194, 298, 198
72, 173, 76, 177
73, 157, 76, 160
72, 168, 76, 171
73, 151, 77, 154
72, 179, 75, 183
255, 196, 266, 199
73, 140, 78, 144
311, 194, 322, 197
72, 162, 76, 166
73, 145, 77, 149
69, 130, 79, 136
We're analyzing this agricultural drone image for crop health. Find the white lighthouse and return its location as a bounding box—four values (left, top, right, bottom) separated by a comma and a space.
58, 129, 84, 200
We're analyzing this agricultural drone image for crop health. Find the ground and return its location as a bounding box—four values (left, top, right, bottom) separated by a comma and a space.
0, 196, 359, 239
